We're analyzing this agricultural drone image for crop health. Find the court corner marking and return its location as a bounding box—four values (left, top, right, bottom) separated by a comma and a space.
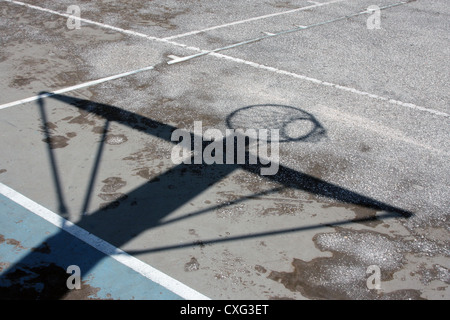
0, 182, 210, 300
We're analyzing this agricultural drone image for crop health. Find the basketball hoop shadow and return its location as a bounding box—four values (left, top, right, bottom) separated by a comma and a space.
0, 94, 413, 299
227, 104, 326, 143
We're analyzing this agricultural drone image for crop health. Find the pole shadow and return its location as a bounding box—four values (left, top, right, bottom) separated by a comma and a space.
0, 93, 413, 299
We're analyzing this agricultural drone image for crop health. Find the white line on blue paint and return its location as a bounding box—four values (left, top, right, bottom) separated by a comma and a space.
0, 182, 210, 300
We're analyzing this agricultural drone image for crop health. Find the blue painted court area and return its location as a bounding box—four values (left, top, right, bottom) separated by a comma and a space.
0, 193, 183, 300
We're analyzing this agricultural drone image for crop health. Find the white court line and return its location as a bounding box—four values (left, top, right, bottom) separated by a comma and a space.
0, 182, 210, 300
163, 0, 348, 40
2, 0, 204, 52
168, 1, 415, 65
0, 65, 155, 110
1, 0, 448, 118
211, 52, 450, 118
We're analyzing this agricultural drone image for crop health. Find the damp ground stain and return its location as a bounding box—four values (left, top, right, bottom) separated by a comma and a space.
265, 226, 440, 300
267, 255, 424, 300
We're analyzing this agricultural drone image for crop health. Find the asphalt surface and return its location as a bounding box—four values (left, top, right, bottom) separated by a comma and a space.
0, 0, 448, 300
